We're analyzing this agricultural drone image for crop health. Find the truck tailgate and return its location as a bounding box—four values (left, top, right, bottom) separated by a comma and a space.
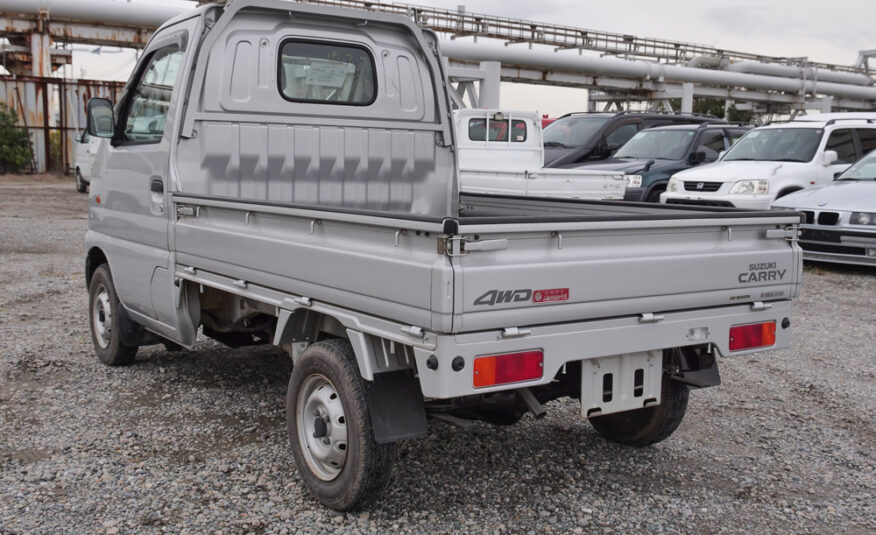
451, 211, 801, 332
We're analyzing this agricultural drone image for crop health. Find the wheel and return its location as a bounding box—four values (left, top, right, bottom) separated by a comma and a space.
286, 340, 395, 510
75, 168, 88, 193
589, 374, 689, 447
645, 187, 665, 203
88, 264, 138, 366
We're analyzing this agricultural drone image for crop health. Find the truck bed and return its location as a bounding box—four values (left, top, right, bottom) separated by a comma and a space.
450, 193, 801, 331
173, 191, 801, 335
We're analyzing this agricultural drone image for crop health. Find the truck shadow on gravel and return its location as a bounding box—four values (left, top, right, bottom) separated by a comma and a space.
120, 342, 724, 516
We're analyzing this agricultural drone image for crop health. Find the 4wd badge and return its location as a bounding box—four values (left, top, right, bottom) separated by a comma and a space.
474, 287, 570, 306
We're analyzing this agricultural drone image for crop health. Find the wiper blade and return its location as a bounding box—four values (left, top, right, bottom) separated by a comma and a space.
543, 141, 571, 148
774, 158, 805, 162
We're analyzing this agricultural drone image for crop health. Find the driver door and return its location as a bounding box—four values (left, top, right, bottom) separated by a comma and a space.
91, 32, 187, 332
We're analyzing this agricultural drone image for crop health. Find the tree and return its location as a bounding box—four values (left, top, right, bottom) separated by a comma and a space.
0, 104, 32, 174
668, 97, 753, 124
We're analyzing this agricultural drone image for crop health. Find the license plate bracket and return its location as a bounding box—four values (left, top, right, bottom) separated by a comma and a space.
581, 351, 662, 419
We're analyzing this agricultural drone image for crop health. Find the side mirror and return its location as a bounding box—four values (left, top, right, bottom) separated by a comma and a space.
689, 151, 706, 164
823, 150, 838, 166
86, 98, 114, 138
605, 142, 620, 156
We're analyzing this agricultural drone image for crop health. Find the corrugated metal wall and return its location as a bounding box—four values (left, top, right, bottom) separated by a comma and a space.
0, 75, 124, 173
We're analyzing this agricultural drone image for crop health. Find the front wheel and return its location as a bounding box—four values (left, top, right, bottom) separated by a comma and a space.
286, 340, 395, 510
589, 375, 689, 447
75, 168, 88, 193
88, 264, 138, 366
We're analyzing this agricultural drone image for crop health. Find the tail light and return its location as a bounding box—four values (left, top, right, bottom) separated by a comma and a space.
729, 321, 776, 351
473, 350, 543, 388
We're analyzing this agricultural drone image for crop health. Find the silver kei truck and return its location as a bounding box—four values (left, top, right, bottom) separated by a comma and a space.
83, 0, 803, 511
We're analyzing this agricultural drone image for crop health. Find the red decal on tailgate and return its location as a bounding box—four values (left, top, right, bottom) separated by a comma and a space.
532, 288, 569, 303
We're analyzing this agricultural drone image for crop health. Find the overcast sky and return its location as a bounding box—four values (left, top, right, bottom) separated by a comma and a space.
72, 0, 876, 115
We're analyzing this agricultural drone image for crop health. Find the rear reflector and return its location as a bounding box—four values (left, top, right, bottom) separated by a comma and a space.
473, 350, 543, 388
729, 321, 776, 351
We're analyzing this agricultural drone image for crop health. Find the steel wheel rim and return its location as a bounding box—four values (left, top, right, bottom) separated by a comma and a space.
92, 284, 112, 349
296, 374, 348, 481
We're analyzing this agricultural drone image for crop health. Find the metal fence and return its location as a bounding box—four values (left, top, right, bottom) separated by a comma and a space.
0, 75, 125, 173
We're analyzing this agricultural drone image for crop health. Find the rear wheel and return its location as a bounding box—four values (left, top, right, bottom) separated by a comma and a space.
589, 375, 688, 446
75, 168, 88, 193
286, 340, 395, 510
88, 264, 138, 366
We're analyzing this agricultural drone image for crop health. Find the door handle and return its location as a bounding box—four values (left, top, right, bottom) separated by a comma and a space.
150, 178, 164, 194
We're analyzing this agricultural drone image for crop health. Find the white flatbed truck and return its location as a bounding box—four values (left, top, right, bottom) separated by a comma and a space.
454, 109, 628, 200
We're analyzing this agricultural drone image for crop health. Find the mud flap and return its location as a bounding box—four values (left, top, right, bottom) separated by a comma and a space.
368, 370, 427, 444
669, 346, 721, 388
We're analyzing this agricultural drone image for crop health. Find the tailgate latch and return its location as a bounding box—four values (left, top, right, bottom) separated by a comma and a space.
765, 227, 799, 241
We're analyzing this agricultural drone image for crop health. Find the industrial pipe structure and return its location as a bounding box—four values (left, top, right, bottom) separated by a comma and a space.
0, 0, 190, 29
725, 61, 873, 86
439, 41, 876, 103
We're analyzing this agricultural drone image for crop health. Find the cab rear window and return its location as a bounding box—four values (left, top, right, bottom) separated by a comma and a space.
468, 118, 527, 142
278, 40, 376, 105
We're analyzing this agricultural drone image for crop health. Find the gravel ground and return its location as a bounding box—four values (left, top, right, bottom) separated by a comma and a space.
1, 179, 874, 535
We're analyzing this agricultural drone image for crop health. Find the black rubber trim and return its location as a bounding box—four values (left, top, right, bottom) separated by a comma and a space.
458, 192, 801, 224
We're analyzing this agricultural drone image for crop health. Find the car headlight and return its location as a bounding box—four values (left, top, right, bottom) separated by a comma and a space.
729, 179, 769, 195
851, 212, 876, 225
666, 177, 681, 192
625, 174, 642, 188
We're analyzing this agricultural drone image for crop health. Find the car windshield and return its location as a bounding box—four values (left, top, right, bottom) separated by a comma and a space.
722, 128, 822, 162
838, 150, 876, 180
543, 116, 611, 148
614, 130, 695, 160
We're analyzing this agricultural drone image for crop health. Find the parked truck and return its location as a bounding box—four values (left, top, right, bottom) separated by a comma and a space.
84, 0, 803, 511
454, 109, 628, 200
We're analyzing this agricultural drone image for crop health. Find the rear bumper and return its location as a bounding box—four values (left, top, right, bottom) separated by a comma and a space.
413, 300, 793, 399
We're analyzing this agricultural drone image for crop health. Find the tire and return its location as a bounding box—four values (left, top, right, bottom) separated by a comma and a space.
88, 264, 138, 366
645, 186, 665, 203
286, 339, 395, 510
75, 168, 88, 193
589, 374, 689, 447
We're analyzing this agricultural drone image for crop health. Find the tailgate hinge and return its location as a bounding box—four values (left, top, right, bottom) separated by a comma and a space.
639, 313, 665, 324
499, 327, 532, 339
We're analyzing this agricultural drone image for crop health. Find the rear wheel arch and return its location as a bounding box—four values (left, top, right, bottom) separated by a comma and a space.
85, 247, 108, 287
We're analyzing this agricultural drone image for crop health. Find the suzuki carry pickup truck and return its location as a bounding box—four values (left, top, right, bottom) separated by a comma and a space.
83, 0, 803, 510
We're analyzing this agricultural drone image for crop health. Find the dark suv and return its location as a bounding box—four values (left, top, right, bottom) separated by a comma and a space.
543, 111, 723, 168
573, 123, 750, 202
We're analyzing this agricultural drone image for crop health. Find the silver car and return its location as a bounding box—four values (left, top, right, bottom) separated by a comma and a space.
772, 150, 876, 266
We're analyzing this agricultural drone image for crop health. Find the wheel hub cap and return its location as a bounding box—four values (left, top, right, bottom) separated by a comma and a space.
92, 286, 112, 349
297, 374, 348, 481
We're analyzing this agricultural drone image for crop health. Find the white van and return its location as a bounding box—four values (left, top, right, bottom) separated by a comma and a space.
660, 113, 876, 209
